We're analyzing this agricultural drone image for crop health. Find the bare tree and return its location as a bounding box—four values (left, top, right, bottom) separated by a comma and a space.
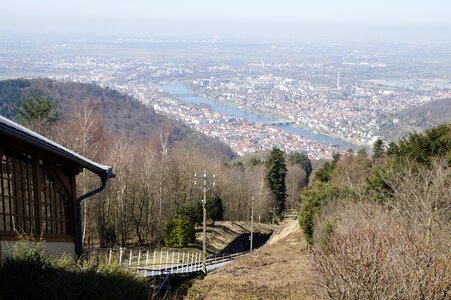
386, 158, 451, 250
55, 101, 105, 246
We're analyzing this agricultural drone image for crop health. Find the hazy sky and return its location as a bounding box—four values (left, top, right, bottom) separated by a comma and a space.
1, 0, 450, 41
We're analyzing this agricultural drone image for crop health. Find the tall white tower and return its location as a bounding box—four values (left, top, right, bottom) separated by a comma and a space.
336, 71, 340, 89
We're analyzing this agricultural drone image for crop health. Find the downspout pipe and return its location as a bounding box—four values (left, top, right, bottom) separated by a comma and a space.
75, 168, 113, 257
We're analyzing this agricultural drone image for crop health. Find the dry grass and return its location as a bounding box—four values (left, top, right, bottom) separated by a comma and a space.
187, 217, 314, 299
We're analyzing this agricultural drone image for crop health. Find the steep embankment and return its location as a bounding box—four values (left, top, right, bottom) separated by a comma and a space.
196, 221, 274, 254
187, 212, 314, 299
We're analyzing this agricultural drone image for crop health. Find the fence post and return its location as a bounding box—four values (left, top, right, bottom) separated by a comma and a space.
176, 252, 180, 272
151, 251, 156, 276
137, 250, 141, 273
108, 248, 112, 265
119, 247, 123, 265
194, 253, 198, 272
170, 252, 175, 272
128, 250, 133, 268
185, 253, 189, 273
189, 253, 193, 272
165, 251, 169, 270
144, 251, 149, 277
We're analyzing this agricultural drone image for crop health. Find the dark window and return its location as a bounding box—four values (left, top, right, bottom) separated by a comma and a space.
0, 147, 74, 237
0, 150, 36, 234
40, 160, 73, 235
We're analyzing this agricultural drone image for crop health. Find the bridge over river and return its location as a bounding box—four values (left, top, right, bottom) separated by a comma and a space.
263, 120, 297, 126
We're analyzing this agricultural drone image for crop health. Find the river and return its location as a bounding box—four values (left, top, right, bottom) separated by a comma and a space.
159, 82, 359, 150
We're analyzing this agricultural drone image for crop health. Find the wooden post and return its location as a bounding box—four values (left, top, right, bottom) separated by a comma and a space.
144, 251, 149, 277
137, 250, 141, 273
119, 248, 123, 265
171, 252, 175, 272
108, 248, 112, 265
151, 251, 156, 276
190, 253, 194, 272
185, 252, 189, 273
165, 251, 169, 270
128, 250, 133, 267
195, 253, 199, 271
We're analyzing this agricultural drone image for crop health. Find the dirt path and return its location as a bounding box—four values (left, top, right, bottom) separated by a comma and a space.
186, 214, 314, 299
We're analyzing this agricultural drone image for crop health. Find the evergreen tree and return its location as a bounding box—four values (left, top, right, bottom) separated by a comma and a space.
331, 151, 341, 167
372, 138, 385, 159
266, 147, 287, 214
287, 151, 312, 179
164, 218, 195, 248
16, 90, 59, 135
206, 194, 224, 225
391, 124, 451, 165
248, 156, 262, 167
314, 162, 334, 183
176, 202, 203, 225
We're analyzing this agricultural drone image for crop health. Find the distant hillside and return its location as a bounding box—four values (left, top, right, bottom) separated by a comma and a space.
379, 98, 451, 142
0, 78, 235, 159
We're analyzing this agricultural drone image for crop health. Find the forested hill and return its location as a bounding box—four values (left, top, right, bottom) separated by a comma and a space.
0, 78, 235, 159
379, 97, 451, 142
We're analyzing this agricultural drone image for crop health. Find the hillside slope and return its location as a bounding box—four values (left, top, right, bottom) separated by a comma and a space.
195, 221, 274, 254
0, 78, 235, 159
187, 213, 314, 299
379, 97, 451, 141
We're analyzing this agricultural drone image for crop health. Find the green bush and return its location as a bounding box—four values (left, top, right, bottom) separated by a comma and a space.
164, 218, 196, 248
0, 237, 150, 300
10, 234, 46, 263
299, 182, 339, 245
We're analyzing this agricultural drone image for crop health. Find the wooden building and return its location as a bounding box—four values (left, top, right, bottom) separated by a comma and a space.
0, 116, 113, 258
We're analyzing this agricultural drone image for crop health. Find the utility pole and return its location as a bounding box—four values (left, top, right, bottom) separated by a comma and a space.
194, 170, 215, 275
250, 197, 254, 252
269, 206, 275, 225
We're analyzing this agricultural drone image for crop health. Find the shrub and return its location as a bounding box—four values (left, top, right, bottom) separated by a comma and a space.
0, 237, 150, 299
311, 203, 450, 300
299, 182, 339, 245
10, 234, 46, 263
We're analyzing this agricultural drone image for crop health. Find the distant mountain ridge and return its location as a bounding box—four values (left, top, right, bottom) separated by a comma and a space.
0, 78, 236, 159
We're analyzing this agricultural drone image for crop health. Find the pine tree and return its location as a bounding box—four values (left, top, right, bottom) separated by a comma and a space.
287, 151, 312, 179
266, 147, 287, 214
372, 138, 385, 159
16, 90, 59, 135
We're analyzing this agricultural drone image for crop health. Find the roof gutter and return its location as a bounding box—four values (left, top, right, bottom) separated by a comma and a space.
75, 167, 113, 257
0, 116, 111, 175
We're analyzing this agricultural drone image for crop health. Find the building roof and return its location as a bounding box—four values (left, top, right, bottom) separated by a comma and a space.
0, 115, 113, 177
